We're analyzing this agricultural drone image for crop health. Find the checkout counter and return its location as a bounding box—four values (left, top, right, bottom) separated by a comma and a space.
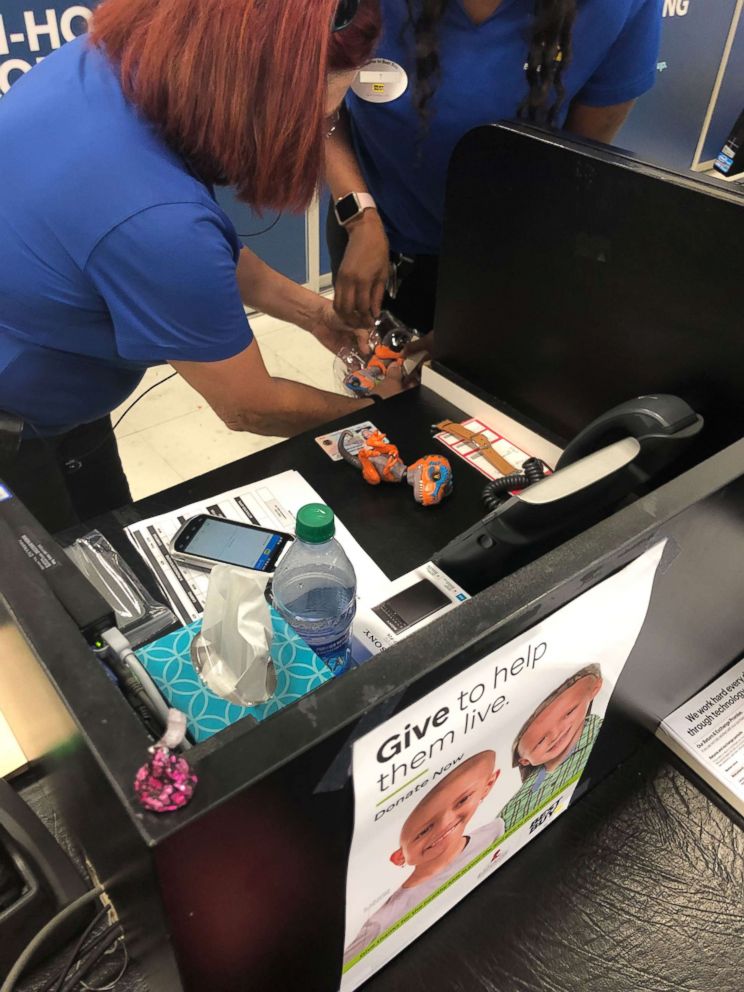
1, 124, 743, 992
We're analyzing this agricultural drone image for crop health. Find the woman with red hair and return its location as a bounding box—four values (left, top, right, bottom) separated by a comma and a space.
0, 0, 390, 531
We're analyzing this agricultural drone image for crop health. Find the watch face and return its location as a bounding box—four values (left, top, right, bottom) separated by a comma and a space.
336, 195, 359, 224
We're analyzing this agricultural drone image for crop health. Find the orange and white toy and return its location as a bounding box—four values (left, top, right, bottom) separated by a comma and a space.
338, 430, 406, 485
338, 431, 453, 507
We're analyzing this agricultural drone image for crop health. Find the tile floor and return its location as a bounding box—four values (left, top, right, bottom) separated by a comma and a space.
113, 313, 344, 501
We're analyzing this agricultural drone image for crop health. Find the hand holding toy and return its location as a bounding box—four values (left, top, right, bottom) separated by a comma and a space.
337, 311, 420, 398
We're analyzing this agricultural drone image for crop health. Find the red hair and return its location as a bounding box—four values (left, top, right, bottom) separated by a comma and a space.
90, 0, 380, 210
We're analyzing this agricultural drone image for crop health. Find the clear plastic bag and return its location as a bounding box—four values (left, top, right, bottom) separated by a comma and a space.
373, 310, 418, 352
66, 530, 176, 647
335, 310, 420, 396
333, 344, 367, 390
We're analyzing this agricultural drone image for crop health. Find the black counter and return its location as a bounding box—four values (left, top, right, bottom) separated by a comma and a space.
31, 380, 742, 992
96, 386, 486, 587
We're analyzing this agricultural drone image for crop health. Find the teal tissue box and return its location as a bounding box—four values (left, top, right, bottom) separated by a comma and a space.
135, 612, 333, 743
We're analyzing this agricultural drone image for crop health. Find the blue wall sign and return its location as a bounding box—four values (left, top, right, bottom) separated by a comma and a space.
0, 1, 92, 94
617, 0, 739, 172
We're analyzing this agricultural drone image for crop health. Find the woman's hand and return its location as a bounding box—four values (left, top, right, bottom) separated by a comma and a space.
307, 297, 372, 356
333, 211, 390, 325
403, 330, 434, 360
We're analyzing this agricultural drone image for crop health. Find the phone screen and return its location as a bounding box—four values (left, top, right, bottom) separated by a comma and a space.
372, 579, 451, 635
183, 518, 284, 571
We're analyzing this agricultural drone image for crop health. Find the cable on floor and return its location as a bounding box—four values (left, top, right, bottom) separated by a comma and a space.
1, 886, 104, 992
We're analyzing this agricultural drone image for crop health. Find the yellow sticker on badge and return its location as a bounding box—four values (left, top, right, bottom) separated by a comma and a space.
353, 59, 409, 104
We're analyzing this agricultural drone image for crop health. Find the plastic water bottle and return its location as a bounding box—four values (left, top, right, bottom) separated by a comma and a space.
272, 504, 357, 676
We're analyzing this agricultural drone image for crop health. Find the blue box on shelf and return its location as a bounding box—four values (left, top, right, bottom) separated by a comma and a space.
136, 611, 333, 743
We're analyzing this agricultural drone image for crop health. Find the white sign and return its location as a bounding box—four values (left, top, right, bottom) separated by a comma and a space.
340, 542, 666, 990
658, 655, 744, 816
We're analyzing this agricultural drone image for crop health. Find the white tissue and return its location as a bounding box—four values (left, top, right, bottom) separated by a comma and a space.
193, 565, 275, 706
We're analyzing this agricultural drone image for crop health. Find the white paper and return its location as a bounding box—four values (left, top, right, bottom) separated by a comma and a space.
340, 542, 665, 991
659, 656, 744, 809
125, 470, 388, 625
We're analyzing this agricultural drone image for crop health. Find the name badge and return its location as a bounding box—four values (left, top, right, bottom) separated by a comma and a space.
352, 58, 408, 104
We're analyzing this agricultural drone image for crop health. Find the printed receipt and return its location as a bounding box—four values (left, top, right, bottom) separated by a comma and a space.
125, 470, 388, 626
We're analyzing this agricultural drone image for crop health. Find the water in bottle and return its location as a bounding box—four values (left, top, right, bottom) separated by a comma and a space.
272, 504, 357, 676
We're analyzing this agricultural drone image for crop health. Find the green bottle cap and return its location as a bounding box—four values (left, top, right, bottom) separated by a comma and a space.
295, 503, 336, 543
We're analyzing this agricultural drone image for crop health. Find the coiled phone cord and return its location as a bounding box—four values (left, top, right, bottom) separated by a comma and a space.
482, 457, 549, 512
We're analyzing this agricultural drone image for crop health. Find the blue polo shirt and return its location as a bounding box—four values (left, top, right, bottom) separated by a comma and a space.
0, 36, 252, 436
348, 0, 662, 255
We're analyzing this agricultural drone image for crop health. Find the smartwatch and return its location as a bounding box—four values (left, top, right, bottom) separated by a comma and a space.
334, 192, 376, 227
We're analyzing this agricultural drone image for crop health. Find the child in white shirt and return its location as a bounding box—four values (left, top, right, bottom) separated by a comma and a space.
344, 750, 504, 966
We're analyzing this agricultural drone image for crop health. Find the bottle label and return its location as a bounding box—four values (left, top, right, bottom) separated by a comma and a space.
311, 629, 353, 677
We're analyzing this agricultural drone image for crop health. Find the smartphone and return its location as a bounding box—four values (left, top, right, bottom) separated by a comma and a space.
372, 578, 451, 635
169, 515, 292, 573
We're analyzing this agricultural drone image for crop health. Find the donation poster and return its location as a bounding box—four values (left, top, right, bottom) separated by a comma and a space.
341, 542, 666, 991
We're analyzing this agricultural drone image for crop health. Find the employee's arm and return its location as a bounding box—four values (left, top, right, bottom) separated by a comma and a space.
325, 107, 390, 324
235, 247, 369, 355
564, 100, 635, 145
171, 339, 400, 436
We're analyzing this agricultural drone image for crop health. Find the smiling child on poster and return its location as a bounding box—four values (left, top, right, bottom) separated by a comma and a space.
498, 664, 603, 832
343, 750, 504, 966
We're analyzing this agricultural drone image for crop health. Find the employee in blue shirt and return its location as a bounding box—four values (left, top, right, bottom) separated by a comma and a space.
327, 0, 663, 336
0, 0, 394, 532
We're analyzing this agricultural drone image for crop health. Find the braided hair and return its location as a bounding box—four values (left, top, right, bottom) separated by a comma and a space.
404, 0, 577, 131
